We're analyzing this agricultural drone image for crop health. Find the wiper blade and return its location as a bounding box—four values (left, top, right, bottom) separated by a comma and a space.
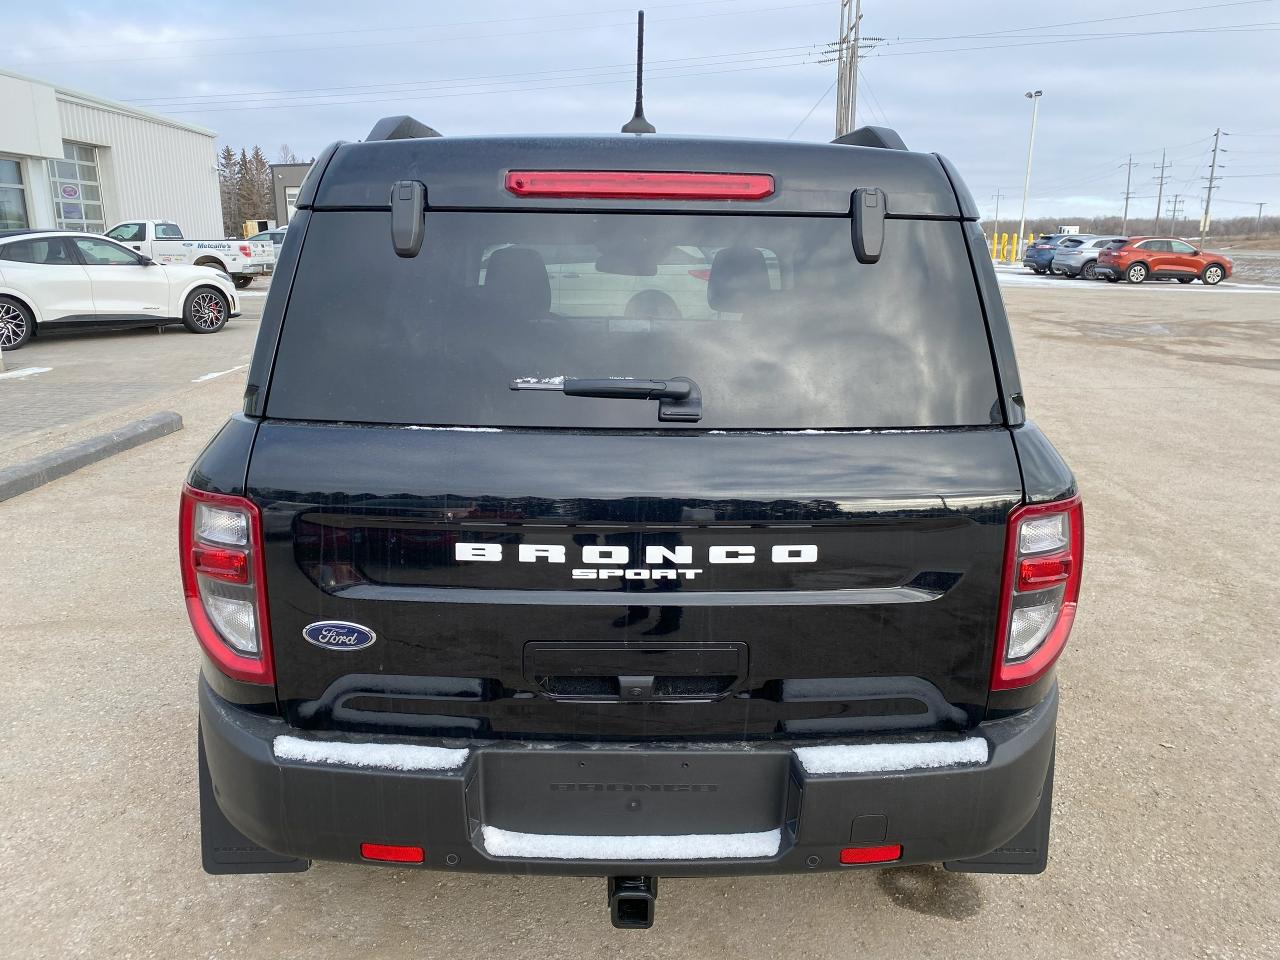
510, 376, 702, 422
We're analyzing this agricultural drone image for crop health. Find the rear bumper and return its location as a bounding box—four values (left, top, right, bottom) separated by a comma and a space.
1094, 263, 1124, 278
199, 678, 1057, 876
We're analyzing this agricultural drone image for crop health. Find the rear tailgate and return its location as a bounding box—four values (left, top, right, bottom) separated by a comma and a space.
250, 146, 1019, 741
249, 425, 1019, 738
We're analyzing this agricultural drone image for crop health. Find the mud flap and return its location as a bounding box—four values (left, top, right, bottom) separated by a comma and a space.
199, 727, 310, 875
943, 750, 1054, 875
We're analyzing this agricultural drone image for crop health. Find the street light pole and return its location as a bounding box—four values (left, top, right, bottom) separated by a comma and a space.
1016, 90, 1042, 262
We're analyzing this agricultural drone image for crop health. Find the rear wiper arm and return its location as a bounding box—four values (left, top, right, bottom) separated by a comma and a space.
510, 376, 702, 422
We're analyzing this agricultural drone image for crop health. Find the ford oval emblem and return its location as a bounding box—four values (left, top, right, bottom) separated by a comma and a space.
303, 621, 377, 651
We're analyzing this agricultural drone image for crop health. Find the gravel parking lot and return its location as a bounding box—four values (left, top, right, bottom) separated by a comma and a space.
1, 280, 1277, 959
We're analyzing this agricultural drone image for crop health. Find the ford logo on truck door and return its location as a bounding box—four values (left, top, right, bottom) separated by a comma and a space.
303, 621, 377, 651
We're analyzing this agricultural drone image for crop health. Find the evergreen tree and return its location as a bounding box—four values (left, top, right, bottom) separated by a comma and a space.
235, 147, 256, 229
217, 145, 241, 237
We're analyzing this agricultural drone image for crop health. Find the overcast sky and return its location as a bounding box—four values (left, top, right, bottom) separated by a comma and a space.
9, 0, 1280, 221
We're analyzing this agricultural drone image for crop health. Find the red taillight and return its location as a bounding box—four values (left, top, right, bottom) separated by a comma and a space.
504, 170, 775, 200
992, 495, 1084, 691
688, 268, 711, 281
179, 485, 274, 685
839, 844, 902, 865
361, 842, 425, 864
238, 243, 252, 258
1017, 552, 1071, 591
191, 543, 249, 583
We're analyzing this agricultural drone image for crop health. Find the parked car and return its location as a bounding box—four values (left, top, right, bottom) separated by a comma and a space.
1095, 237, 1232, 285
1021, 233, 1073, 273
0, 229, 239, 350
105, 219, 274, 289
1052, 235, 1127, 280
187, 117, 1079, 930
248, 227, 287, 249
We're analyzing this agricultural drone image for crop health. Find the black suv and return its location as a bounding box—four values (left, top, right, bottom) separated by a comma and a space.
186, 117, 1081, 929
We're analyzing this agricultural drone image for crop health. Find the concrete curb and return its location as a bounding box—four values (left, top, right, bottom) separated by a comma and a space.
0, 411, 184, 503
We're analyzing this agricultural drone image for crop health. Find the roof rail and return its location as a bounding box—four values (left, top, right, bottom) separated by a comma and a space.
366, 115, 443, 142
832, 126, 908, 151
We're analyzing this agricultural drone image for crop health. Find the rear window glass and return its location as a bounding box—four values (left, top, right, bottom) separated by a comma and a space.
266, 212, 1000, 429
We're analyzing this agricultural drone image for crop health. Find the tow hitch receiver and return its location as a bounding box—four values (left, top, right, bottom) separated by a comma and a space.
608, 875, 658, 929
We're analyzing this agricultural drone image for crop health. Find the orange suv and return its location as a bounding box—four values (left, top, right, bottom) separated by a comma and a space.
1096, 237, 1232, 285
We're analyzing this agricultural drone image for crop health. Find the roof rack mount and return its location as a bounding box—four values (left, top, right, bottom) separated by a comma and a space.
366, 116, 443, 142
832, 126, 908, 151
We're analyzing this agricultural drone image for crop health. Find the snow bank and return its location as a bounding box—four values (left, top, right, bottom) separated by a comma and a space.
481, 826, 782, 860
793, 738, 988, 775
273, 736, 469, 771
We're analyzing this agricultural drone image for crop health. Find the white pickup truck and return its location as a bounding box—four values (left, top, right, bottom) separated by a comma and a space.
104, 220, 274, 289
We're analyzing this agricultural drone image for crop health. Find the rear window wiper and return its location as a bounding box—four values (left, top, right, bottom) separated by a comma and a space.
510, 376, 702, 422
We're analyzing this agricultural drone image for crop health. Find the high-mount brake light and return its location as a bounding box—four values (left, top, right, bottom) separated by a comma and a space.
504, 170, 775, 200
992, 495, 1084, 690
180, 485, 274, 684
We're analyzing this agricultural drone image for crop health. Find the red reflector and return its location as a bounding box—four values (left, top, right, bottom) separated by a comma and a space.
1017, 552, 1072, 590
360, 842, 424, 864
504, 170, 775, 200
839, 844, 902, 865
191, 544, 249, 583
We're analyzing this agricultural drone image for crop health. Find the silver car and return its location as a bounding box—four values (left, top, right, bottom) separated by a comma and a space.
1052, 235, 1127, 280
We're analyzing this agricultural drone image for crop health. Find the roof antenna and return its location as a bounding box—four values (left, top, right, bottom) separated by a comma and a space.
621, 10, 656, 134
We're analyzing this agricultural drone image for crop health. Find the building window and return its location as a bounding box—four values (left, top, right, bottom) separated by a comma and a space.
0, 156, 29, 230
48, 143, 105, 233
284, 186, 300, 223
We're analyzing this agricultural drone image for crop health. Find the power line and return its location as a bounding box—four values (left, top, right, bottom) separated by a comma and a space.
1202, 128, 1225, 243
133, 43, 827, 107
1153, 149, 1172, 233
161, 56, 830, 115
16, 0, 758, 53
786, 77, 836, 138
30, 1, 834, 67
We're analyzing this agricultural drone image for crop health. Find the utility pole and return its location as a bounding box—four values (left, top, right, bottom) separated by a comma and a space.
1016, 90, 1043, 261
1152, 149, 1171, 234
834, 0, 864, 136
991, 190, 1005, 248
1120, 154, 1137, 235
1257, 202, 1268, 239
1201, 128, 1225, 245
1165, 194, 1184, 236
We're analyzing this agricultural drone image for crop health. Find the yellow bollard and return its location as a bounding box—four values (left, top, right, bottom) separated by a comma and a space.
1000, 233, 1010, 263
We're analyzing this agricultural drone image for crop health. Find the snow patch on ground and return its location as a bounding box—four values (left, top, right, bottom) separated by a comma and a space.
794, 738, 988, 775
481, 826, 782, 860
273, 736, 469, 771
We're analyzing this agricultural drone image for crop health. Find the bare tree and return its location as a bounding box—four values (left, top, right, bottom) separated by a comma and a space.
278, 144, 301, 164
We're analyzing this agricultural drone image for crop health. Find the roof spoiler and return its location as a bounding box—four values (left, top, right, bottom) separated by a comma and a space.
832, 126, 907, 151
366, 115, 443, 142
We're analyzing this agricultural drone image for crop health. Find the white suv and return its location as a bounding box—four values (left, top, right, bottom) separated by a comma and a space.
0, 230, 240, 350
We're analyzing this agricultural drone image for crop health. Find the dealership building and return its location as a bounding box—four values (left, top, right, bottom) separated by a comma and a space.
0, 68, 222, 237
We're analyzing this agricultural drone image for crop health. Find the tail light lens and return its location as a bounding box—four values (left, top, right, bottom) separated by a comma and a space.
992, 495, 1084, 690
238, 244, 253, 258
688, 268, 711, 281
180, 485, 274, 684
